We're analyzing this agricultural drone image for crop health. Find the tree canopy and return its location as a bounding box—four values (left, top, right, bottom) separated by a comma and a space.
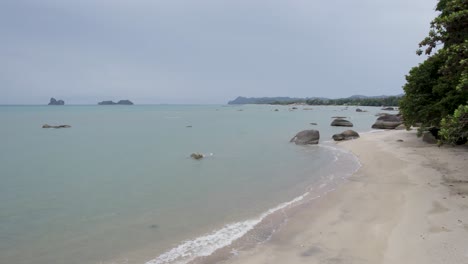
400, 0, 468, 144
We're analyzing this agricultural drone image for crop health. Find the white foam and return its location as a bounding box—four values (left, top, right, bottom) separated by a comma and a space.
145, 193, 308, 264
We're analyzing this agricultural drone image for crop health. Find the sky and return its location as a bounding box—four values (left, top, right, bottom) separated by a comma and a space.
1, 0, 438, 104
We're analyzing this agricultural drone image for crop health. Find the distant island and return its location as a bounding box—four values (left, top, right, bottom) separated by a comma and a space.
228, 95, 402, 107
48, 98, 65, 105
98, 100, 134, 105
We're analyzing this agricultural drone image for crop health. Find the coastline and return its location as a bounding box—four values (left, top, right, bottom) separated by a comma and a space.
144, 140, 362, 264
222, 129, 468, 264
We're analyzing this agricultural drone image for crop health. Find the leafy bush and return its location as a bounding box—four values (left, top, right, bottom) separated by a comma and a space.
439, 104, 468, 145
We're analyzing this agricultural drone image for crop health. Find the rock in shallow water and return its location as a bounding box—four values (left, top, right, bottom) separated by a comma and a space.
330, 118, 353, 127
42, 124, 71, 129
290, 130, 320, 145
190, 153, 204, 160
332, 130, 360, 141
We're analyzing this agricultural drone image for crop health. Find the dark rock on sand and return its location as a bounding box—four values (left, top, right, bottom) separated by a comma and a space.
422, 132, 438, 144
395, 124, 406, 130
371, 114, 402, 129
290, 130, 320, 145
48, 98, 65, 105
428, 127, 440, 139
331, 118, 353, 127
332, 130, 360, 141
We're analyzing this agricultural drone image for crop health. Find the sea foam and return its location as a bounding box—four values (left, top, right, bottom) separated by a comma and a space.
145, 193, 308, 264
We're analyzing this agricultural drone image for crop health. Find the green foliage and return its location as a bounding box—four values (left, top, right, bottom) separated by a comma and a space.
400, 0, 468, 138
439, 104, 468, 145
400, 54, 445, 127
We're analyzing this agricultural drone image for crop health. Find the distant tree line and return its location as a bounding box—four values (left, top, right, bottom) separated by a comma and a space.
305, 96, 400, 106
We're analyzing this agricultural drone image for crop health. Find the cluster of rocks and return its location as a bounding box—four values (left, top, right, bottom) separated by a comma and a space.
290, 128, 361, 144
289, 112, 405, 146
47, 98, 134, 105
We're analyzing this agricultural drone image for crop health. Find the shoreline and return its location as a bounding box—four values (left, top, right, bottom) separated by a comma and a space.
144, 141, 362, 264
222, 129, 468, 264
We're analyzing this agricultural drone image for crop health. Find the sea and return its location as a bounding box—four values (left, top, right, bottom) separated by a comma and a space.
0, 104, 385, 264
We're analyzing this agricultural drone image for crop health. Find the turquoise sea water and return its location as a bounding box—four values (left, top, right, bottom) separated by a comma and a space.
0, 104, 383, 264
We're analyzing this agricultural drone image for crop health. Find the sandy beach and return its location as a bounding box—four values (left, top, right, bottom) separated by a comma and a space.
224, 129, 468, 264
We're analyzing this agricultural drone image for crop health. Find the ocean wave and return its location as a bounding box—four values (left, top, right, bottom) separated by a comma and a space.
145, 193, 309, 264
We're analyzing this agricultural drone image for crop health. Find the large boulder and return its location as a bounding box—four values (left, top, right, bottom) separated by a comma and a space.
331, 118, 353, 127
371, 114, 402, 129
332, 130, 360, 141
48, 98, 65, 105
290, 130, 320, 145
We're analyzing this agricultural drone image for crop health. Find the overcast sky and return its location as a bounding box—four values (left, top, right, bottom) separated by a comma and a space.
1, 0, 438, 104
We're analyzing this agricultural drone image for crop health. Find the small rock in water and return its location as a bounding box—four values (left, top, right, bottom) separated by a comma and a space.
396, 139, 404, 142
149, 224, 159, 229
310, 122, 318, 125
42, 124, 71, 129
274, 109, 279, 111
190, 153, 204, 160
186, 125, 192, 128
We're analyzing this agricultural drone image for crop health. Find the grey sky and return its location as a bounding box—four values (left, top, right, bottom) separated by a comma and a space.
1, 0, 437, 104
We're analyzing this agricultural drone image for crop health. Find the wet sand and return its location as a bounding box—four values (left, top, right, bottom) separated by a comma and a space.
224, 129, 468, 264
